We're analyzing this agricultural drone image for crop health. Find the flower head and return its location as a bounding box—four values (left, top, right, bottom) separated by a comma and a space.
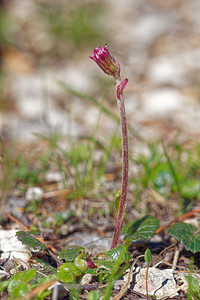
90, 43, 120, 78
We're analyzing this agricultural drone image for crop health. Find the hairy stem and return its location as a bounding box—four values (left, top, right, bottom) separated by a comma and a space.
111, 78, 128, 249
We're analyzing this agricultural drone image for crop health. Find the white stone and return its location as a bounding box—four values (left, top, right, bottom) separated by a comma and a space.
0, 230, 31, 262
142, 89, 185, 116
148, 57, 186, 85
80, 274, 92, 285
125, 267, 185, 299
131, 14, 172, 45
26, 187, 44, 201
45, 171, 63, 183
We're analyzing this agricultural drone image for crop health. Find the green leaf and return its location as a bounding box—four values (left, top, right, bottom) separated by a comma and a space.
9, 269, 36, 283
144, 248, 152, 264
149, 163, 174, 196
8, 269, 36, 299
0, 280, 9, 292
74, 256, 87, 272
181, 179, 200, 199
57, 262, 82, 283
87, 290, 101, 300
8, 281, 29, 299
122, 216, 159, 241
114, 190, 121, 218
107, 245, 130, 263
94, 260, 116, 272
86, 268, 99, 276
185, 274, 200, 300
168, 222, 200, 253
16, 231, 46, 251
58, 247, 84, 262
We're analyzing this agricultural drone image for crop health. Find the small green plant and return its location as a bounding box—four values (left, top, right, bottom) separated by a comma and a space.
13, 154, 43, 185
132, 142, 200, 214
0, 269, 55, 300
144, 248, 152, 300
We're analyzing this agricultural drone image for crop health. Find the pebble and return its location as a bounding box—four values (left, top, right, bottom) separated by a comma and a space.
25, 187, 44, 201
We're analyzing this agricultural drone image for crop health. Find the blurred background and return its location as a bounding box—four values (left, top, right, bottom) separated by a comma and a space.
1, 0, 200, 210
0, 0, 200, 143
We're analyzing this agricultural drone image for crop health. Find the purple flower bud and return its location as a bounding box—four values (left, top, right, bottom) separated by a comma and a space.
90, 43, 120, 78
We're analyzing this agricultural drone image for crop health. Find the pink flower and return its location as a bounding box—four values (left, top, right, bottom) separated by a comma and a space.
117, 78, 128, 99
90, 43, 120, 78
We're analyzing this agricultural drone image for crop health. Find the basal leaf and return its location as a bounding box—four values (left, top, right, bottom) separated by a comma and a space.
185, 274, 200, 299
168, 222, 200, 253
87, 290, 102, 300
74, 256, 87, 272
58, 247, 84, 262
94, 260, 116, 272
106, 245, 130, 262
16, 231, 46, 251
8, 269, 36, 299
57, 262, 82, 283
123, 216, 159, 241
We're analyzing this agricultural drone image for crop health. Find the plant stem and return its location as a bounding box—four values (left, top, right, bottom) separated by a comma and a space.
111, 77, 129, 249
146, 264, 149, 300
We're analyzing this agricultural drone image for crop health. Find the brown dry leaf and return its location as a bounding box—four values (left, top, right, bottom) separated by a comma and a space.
103, 173, 115, 181
43, 189, 71, 200
150, 187, 168, 206
2, 47, 34, 74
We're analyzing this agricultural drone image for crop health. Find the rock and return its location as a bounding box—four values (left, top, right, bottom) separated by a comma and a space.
26, 186, 44, 201
0, 229, 31, 263
124, 266, 188, 299
65, 232, 111, 256
45, 171, 63, 183
142, 88, 185, 116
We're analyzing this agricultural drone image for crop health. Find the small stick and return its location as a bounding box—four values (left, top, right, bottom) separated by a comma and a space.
112, 255, 144, 300
156, 208, 200, 234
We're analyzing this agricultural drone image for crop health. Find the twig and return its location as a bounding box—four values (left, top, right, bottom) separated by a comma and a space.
156, 209, 200, 234
112, 255, 144, 300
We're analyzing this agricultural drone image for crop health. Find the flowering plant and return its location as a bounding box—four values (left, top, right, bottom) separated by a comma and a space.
90, 44, 128, 248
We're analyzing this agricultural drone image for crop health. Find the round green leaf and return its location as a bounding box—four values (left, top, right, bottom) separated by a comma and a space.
57, 263, 82, 283
168, 222, 200, 253
74, 256, 87, 272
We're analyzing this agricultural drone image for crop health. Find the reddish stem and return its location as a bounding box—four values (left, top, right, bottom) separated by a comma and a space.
111, 77, 129, 249
146, 265, 149, 300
